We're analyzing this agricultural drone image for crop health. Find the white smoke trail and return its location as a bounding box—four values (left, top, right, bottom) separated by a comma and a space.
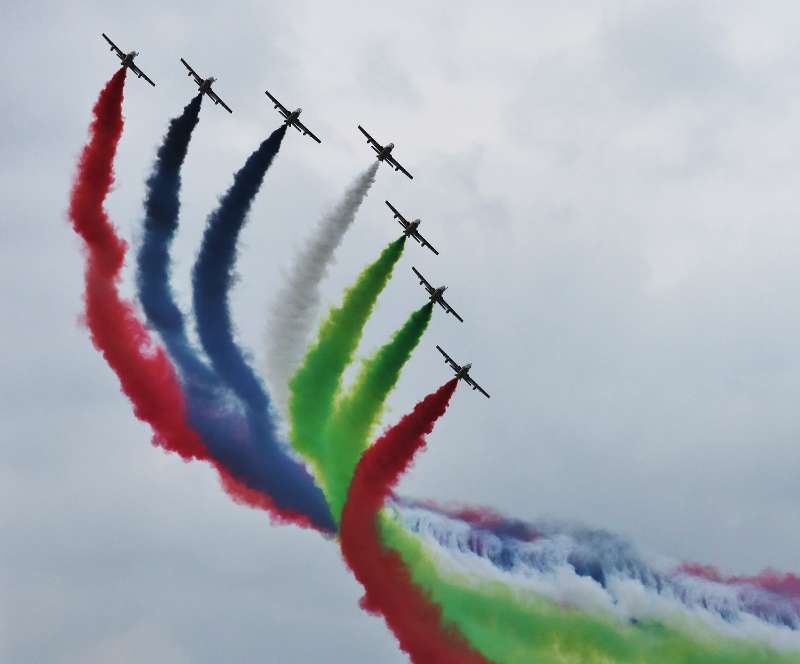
263, 162, 379, 418
391, 502, 800, 651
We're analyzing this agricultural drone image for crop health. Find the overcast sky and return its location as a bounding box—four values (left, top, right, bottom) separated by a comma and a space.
4, 1, 800, 661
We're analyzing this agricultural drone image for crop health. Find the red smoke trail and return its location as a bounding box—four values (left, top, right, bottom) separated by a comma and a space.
397, 496, 541, 543
67, 71, 313, 527
339, 379, 490, 664
678, 563, 800, 600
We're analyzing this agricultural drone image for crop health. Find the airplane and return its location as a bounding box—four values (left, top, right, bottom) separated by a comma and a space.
436, 345, 490, 398
385, 201, 438, 255
265, 91, 321, 143
357, 125, 413, 179
412, 267, 463, 322
180, 58, 232, 113
101, 33, 155, 86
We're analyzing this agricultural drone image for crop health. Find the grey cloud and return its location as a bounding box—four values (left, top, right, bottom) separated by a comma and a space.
4, 1, 800, 661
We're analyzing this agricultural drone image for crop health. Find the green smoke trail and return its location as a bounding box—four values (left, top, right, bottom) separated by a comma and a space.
380, 516, 800, 664
322, 302, 433, 522
288, 238, 405, 478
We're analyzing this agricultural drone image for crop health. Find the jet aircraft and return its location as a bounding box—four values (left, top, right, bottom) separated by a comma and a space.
412, 267, 463, 322
357, 125, 413, 179
101, 33, 155, 86
180, 58, 232, 112
264, 90, 321, 143
436, 346, 490, 398
385, 201, 438, 255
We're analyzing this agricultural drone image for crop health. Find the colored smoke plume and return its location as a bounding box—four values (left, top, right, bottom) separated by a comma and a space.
190, 124, 334, 531
339, 379, 489, 664
264, 162, 379, 416
322, 303, 433, 522
288, 238, 405, 477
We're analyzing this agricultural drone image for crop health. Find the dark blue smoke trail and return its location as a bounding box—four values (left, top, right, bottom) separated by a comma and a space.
136, 109, 333, 531
136, 94, 244, 469
136, 95, 212, 382
190, 125, 336, 532
135, 94, 244, 432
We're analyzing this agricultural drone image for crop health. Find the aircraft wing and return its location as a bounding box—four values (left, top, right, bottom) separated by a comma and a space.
265, 90, 290, 116
295, 119, 322, 144
102, 33, 124, 58
414, 230, 439, 255
436, 345, 462, 372
439, 296, 464, 322
208, 89, 233, 114
180, 58, 204, 85
385, 201, 409, 228
386, 154, 413, 180
465, 375, 490, 398
130, 62, 156, 87
412, 267, 435, 295
358, 125, 382, 150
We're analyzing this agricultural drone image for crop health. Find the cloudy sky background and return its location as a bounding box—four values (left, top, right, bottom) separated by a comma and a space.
4, 1, 800, 661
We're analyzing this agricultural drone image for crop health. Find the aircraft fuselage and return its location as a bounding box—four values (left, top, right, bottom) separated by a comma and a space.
377, 143, 395, 161
455, 364, 472, 381
430, 286, 448, 305
404, 220, 421, 237
121, 52, 136, 67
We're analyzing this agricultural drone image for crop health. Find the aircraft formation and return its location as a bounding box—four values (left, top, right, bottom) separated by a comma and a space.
102, 33, 490, 398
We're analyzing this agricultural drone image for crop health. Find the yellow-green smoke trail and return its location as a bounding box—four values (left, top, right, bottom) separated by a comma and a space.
322, 303, 433, 522
380, 517, 800, 664
288, 238, 405, 479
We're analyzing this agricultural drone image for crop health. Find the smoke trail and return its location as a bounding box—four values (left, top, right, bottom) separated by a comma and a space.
69, 73, 286, 517
397, 496, 800, 630
68, 70, 208, 461
394, 501, 800, 639
339, 379, 490, 664
136, 94, 209, 387
678, 564, 800, 602
322, 303, 433, 522
263, 162, 379, 416
70, 74, 800, 663
191, 125, 335, 532
288, 238, 405, 475
382, 517, 800, 663
134, 99, 324, 528
192, 125, 286, 398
